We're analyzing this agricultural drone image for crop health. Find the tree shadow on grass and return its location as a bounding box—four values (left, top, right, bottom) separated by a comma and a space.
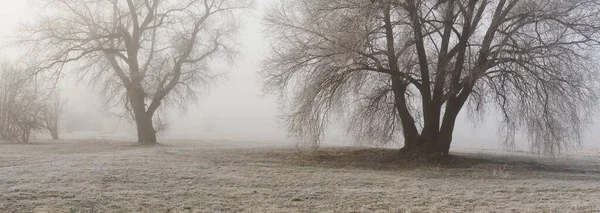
266, 147, 600, 176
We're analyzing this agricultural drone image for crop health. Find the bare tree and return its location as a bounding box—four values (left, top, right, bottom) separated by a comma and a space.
42, 90, 66, 140
21, 0, 251, 144
262, 0, 600, 158
0, 62, 47, 143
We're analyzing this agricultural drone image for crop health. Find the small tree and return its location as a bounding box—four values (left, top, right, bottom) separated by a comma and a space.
263, 0, 600, 158
21, 0, 251, 144
42, 91, 66, 140
0, 62, 47, 143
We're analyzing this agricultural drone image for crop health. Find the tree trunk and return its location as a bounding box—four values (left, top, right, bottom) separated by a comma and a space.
391, 78, 421, 153
47, 121, 59, 140
403, 100, 445, 159
50, 128, 59, 140
129, 90, 158, 145
439, 108, 459, 157
135, 114, 157, 145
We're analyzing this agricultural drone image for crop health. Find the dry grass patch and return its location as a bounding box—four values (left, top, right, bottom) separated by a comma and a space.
1, 140, 599, 212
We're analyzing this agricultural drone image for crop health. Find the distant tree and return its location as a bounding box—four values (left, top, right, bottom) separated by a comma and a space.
42, 91, 66, 140
0, 62, 46, 143
0, 63, 11, 141
21, 0, 251, 144
262, 0, 600, 158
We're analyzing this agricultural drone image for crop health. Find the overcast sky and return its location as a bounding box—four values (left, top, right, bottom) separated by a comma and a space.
0, 0, 597, 150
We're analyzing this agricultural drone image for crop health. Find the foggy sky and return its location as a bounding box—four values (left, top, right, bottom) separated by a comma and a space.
0, 0, 597, 150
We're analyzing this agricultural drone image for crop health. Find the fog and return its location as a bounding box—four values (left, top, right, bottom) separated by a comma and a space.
0, 0, 597, 151
1, 1, 600, 211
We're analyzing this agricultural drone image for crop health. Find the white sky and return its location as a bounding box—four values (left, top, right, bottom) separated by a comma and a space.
0, 0, 597, 150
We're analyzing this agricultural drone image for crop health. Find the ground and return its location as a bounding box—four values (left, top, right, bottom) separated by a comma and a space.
1, 139, 599, 213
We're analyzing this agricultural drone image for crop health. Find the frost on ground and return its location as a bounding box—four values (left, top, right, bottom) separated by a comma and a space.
0, 140, 599, 213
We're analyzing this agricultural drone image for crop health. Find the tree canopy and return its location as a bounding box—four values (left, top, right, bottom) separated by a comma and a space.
262, 0, 600, 157
21, 0, 252, 144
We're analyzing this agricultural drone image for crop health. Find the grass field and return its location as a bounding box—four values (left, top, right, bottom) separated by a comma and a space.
1, 139, 599, 212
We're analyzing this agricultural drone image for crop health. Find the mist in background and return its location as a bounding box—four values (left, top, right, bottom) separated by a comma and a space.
0, 0, 597, 151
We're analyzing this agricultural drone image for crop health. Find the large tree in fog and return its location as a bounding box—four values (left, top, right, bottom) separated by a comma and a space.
22, 0, 250, 144
263, 0, 600, 157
